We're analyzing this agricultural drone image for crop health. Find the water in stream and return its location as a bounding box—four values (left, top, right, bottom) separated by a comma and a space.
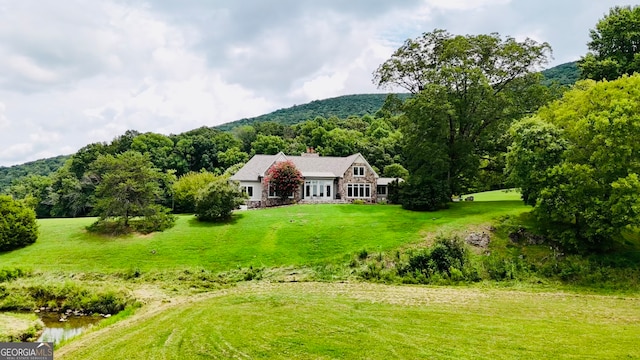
36, 313, 102, 344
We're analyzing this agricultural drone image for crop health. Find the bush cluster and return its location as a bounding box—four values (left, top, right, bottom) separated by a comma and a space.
398, 236, 478, 282
344, 231, 640, 291
353, 236, 479, 284
195, 179, 245, 222
395, 179, 450, 211
0, 268, 30, 283
0, 281, 134, 314
0, 195, 38, 252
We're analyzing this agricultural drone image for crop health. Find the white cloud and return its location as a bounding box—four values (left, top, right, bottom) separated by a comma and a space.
0, 102, 7, 129
0, 0, 637, 166
423, 0, 511, 11
0, 143, 34, 162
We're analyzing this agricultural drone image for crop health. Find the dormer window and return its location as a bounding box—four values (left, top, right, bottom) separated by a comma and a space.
353, 166, 365, 177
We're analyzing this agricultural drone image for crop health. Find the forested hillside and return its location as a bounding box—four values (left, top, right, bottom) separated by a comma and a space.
541, 61, 579, 86
215, 93, 410, 131
0, 155, 69, 191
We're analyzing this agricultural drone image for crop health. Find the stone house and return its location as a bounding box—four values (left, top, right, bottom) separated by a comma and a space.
230, 151, 398, 208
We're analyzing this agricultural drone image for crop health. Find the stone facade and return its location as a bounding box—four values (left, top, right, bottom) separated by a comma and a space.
339, 162, 377, 204
259, 181, 303, 208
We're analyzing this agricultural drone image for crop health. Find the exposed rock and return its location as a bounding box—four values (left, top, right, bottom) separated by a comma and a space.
509, 227, 546, 245
465, 232, 490, 248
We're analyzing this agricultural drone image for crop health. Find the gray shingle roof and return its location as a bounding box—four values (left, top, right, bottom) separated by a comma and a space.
229, 154, 279, 181
377, 177, 404, 186
230, 153, 378, 181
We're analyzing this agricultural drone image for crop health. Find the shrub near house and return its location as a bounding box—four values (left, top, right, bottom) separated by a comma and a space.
263, 160, 303, 201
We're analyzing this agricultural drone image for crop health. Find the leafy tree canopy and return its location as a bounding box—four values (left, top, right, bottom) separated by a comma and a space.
373, 29, 551, 94
507, 75, 640, 251
579, 5, 640, 81
375, 29, 552, 205
251, 134, 288, 155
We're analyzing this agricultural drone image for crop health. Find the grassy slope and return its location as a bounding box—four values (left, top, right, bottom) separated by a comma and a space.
59, 282, 640, 360
0, 312, 42, 342
0, 202, 527, 273
464, 189, 523, 202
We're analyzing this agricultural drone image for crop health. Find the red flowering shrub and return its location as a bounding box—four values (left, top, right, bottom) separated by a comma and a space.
264, 160, 303, 200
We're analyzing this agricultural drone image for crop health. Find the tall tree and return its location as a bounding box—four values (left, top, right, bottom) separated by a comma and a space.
90, 151, 172, 230
130, 132, 175, 171
374, 30, 551, 199
579, 5, 640, 81
506, 75, 640, 251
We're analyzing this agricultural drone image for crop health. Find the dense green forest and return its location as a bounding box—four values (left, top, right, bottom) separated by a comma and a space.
215, 93, 411, 131
0, 155, 69, 191
0, 110, 411, 218
541, 61, 579, 86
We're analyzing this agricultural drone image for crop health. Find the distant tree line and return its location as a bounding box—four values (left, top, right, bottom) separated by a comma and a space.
1, 110, 415, 220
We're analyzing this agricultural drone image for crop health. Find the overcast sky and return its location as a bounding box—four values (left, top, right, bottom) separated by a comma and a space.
0, 0, 635, 167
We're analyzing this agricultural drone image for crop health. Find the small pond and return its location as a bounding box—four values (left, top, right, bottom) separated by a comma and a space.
36, 313, 103, 344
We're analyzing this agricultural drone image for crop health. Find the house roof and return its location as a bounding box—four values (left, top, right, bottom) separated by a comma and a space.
229, 154, 279, 182
377, 177, 404, 186
230, 152, 378, 181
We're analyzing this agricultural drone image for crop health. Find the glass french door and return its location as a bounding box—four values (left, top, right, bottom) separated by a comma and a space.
304, 180, 332, 200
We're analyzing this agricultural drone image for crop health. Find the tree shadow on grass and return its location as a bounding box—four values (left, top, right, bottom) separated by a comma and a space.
187, 213, 245, 228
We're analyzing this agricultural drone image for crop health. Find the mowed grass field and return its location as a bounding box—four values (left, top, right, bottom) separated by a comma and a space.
0, 202, 528, 273
464, 189, 522, 202
7, 193, 639, 359
58, 282, 640, 360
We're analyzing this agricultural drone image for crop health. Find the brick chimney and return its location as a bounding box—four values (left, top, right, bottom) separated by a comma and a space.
301, 146, 319, 157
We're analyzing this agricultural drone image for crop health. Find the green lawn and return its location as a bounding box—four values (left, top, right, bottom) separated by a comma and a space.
58, 282, 640, 360
463, 189, 522, 201
0, 203, 527, 273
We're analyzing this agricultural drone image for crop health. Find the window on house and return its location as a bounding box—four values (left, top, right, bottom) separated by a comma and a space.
242, 186, 254, 197
353, 166, 365, 177
377, 185, 386, 195
268, 183, 294, 198
347, 183, 371, 198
